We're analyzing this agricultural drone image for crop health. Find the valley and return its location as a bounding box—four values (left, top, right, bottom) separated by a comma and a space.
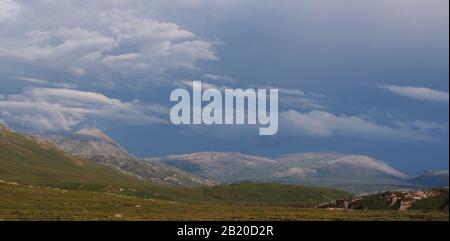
0, 181, 447, 221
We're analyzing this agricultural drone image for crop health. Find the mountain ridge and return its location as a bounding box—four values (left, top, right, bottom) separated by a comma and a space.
410, 169, 449, 187
38, 129, 215, 187
275, 152, 409, 179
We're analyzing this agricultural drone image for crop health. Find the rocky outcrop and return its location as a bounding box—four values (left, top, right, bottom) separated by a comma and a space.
318, 188, 449, 211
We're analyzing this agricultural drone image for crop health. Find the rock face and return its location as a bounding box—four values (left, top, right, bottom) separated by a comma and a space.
0, 122, 14, 133
319, 188, 449, 211
39, 129, 214, 187
148, 152, 277, 182
150, 152, 415, 193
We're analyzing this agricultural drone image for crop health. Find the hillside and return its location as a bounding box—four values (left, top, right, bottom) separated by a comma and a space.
39, 129, 213, 187
1, 124, 133, 188
150, 152, 418, 193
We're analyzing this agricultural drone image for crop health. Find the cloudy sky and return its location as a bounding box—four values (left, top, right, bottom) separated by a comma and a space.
0, 0, 448, 174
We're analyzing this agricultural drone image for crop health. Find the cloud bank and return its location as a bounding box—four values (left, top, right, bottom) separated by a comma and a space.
280, 110, 434, 142
0, 1, 217, 87
0, 88, 167, 130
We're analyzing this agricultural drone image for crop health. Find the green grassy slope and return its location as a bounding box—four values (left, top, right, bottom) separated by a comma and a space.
201, 182, 352, 205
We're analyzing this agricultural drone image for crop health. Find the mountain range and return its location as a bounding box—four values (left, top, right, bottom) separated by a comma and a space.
0, 122, 448, 221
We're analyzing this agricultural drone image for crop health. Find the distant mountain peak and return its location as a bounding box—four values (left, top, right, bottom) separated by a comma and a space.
410, 169, 449, 187
0, 122, 7, 131
329, 154, 409, 179
75, 128, 112, 141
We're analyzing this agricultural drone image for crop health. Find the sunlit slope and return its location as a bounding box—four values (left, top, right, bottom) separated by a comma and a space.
0, 127, 128, 187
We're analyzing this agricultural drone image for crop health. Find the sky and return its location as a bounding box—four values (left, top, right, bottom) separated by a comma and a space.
0, 0, 448, 175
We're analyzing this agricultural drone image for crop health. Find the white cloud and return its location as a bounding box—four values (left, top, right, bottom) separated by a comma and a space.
280, 110, 433, 142
265, 86, 326, 110
69, 66, 87, 77
395, 120, 449, 133
0, 2, 217, 86
278, 88, 306, 97
175, 80, 326, 111
281, 96, 326, 110
14, 76, 50, 85
0, 87, 168, 131
173, 109, 440, 142
203, 74, 236, 84
173, 80, 235, 94
0, 101, 82, 131
0, 0, 21, 21
13, 76, 76, 88
1, 28, 116, 62
380, 85, 449, 103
